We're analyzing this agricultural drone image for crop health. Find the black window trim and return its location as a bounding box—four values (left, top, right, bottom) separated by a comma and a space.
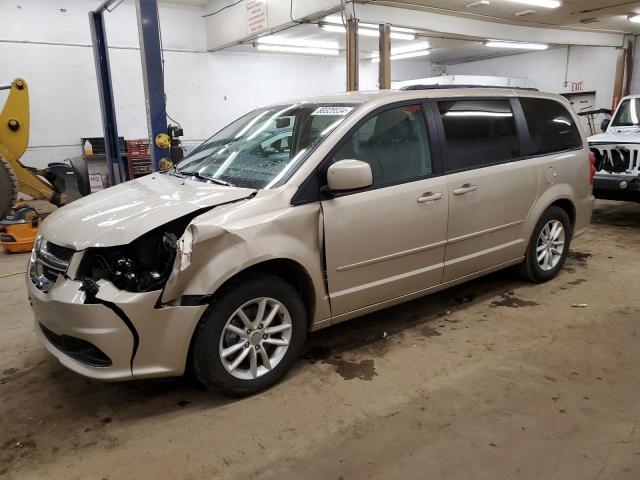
292, 99, 444, 205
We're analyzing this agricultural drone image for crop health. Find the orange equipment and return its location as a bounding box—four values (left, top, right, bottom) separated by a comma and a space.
0, 205, 40, 254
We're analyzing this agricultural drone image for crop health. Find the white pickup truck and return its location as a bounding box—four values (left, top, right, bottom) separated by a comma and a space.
588, 95, 640, 202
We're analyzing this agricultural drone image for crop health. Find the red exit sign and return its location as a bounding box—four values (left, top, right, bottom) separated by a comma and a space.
570, 81, 584, 92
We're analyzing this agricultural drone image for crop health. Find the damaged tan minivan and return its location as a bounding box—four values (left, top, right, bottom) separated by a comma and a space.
28, 87, 594, 395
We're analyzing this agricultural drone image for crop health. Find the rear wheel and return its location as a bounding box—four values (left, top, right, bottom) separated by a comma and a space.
191, 274, 307, 397
0, 155, 17, 220
519, 206, 572, 283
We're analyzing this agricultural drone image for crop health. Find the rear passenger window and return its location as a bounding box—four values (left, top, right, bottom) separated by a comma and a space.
438, 99, 519, 171
519, 98, 582, 154
333, 104, 432, 186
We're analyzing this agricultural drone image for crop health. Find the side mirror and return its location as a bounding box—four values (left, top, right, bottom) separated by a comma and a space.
601, 118, 611, 132
326, 159, 373, 192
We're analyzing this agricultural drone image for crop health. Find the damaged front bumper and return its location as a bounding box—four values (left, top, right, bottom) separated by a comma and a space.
28, 264, 207, 381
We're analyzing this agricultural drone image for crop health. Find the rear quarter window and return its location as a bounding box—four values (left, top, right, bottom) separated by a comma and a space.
519, 98, 582, 155
438, 99, 520, 171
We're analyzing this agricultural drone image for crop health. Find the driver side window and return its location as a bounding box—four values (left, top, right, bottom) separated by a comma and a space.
332, 104, 432, 187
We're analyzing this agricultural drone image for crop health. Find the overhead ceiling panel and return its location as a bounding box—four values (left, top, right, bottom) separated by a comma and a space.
359, 0, 640, 33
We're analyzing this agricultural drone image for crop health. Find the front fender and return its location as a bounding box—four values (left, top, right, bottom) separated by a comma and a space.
162, 203, 331, 324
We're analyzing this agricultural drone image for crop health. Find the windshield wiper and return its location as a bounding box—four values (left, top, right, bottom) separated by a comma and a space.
189, 171, 235, 187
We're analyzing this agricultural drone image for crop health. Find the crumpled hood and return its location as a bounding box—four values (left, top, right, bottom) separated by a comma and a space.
589, 129, 640, 144
40, 173, 255, 250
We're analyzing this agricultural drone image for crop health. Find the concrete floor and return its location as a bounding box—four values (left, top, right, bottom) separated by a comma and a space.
0, 200, 638, 480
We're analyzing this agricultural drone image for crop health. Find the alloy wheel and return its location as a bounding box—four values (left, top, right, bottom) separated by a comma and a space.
218, 297, 292, 380
536, 219, 565, 271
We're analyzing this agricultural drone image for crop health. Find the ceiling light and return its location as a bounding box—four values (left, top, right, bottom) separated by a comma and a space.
371, 41, 430, 61
256, 35, 339, 50
515, 9, 536, 16
390, 41, 431, 54
320, 21, 417, 40
371, 50, 430, 62
255, 44, 340, 56
445, 111, 513, 117
485, 40, 548, 50
466, 0, 490, 7
629, 14, 640, 23
507, 0, 560, 8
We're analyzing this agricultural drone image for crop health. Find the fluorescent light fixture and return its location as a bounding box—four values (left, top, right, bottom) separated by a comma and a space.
371, 41, 431, 62
515, 9, 537, 16
485, 40, 548, 50
371, 41, 430, 57
255, 44, 340, 56
320, 22, 416, 40
445, 111, 513, 117
629, 14, 640, 23
507, 0, 560, 8
256, 36, 339, 50
466, 0, 490, 7
371, 50, 430, 62
390, 41, 431, 54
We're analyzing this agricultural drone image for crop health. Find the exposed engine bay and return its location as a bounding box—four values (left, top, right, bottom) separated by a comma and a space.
76, 213, 199, 294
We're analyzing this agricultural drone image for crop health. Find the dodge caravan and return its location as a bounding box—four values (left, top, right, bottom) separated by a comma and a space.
28, 87, 594, 395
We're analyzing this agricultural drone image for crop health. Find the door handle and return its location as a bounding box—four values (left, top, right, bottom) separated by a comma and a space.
417, 192, 444, 203
452, 183, 478, 195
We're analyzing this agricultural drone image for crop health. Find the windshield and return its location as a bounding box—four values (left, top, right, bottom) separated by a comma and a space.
611, 98, 640, 127
176, 103, 358, 189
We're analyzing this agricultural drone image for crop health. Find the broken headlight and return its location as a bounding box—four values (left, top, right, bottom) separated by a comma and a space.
77, 218, 192, 293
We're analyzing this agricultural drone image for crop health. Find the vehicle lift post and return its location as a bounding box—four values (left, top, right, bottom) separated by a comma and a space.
89, 0, 168, 184
136, 0, 168, 172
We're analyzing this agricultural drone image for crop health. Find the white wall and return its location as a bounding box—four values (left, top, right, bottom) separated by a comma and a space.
446, 46, 619, 110
0, 0, 428, 169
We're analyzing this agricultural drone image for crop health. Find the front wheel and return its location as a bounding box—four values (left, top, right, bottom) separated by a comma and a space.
191, 274, 307, 397
519, 206, 572, 283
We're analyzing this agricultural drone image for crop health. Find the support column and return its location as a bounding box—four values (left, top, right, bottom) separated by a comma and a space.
624, 36, 634, 97
346, 18, 359, 92
378, 23, 391, 89
613, 46, 626, 110
89, 10, 126, 185
135, 0, 168, 172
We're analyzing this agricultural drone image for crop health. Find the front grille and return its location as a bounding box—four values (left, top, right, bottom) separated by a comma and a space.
591, 144, 640, 174
40, 323, 112, 367
45, 242, 74, 263
30, 239, 76, 292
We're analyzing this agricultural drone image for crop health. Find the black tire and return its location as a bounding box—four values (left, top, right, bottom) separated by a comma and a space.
191, 273, 307, 397
0, 155, 17, 220
519, 206, 572, 283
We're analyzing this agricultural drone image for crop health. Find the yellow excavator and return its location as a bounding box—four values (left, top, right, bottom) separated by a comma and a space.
0, 78, 89, 252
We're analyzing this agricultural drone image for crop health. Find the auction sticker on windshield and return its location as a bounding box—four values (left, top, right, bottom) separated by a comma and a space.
311, 106, 354, 116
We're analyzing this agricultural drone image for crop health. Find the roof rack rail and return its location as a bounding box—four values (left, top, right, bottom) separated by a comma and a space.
399, 84, 539, 91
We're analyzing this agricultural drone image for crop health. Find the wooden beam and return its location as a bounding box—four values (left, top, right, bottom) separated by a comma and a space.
378, 23, 391, 89
346, 18, 359, 92
613, 47, 625, 110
